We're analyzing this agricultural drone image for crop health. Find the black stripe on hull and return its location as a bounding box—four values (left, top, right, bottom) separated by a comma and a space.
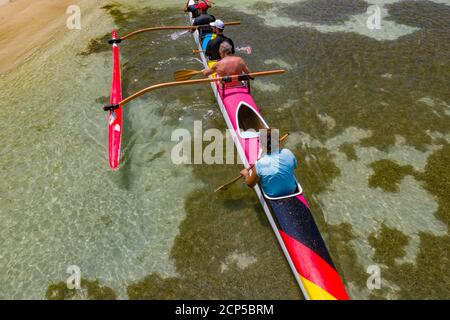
266, 196, 336, 270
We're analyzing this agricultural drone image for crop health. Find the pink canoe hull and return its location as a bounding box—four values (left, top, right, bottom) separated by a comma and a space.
218, 85, 263, 164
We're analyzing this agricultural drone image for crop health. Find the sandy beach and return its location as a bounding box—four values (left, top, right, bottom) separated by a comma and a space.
0, 0, 88, 75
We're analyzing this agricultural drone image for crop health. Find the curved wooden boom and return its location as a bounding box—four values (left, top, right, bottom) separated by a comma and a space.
104, 70, 285, 110
121, 21, 241, 41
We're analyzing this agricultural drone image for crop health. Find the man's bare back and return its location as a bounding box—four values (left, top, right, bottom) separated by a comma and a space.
202, 42, 251, 79
211, 56, 250, 77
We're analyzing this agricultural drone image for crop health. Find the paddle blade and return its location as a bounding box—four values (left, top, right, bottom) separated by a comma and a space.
214, 182, 233, 193
173, 69, 203, 81
214, 185, 227, 193
214, 174, 244, 192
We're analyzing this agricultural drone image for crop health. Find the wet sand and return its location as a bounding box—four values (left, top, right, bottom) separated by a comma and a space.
0, 0, 88, 75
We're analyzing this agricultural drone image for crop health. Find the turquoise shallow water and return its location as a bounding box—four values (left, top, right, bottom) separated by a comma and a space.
0, 0, 449, 299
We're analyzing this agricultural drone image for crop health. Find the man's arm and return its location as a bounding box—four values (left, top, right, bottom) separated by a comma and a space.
240, 168, 259, 188
241, 60, 251, 75
202, 62, 218, 77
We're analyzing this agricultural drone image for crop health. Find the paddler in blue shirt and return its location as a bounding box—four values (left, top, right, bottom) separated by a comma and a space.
240, 129, 298, 197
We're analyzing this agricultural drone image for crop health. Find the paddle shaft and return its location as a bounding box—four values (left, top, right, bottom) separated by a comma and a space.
214, 133, 290, 192
115, 70, 285, 107
121, 21, 240, 41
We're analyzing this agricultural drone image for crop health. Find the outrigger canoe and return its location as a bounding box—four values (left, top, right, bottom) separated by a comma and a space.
187, 0, 349, 300
107, 31, 123, 169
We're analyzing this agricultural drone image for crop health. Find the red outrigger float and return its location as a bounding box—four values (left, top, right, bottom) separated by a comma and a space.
107, 31, 123, 169
187, 0, 349, 300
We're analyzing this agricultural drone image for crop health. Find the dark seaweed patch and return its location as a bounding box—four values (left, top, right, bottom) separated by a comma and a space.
368, 223, 410, 266
368, 159, 415, 193
369, 227, 449, 299
418, 143, 450, 228
101, 3, 130, 25
79, 34, 111, 56
46, 279, 117, 300
385, 0, 450, 31
277, 0, 368, 25
339, 142, 358, 161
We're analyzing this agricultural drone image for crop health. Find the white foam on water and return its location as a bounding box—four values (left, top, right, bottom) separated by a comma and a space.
264, 58, 296, 70
253, 81, 281, 93
418, 97, 450, 118
229, 0, 421, 41
268, 0, 446, 44
317, 113, 336, 130
220, 251, 258, 273
429, 0, 450, 5
418, 97, 436, 107
427, 130, 450, 143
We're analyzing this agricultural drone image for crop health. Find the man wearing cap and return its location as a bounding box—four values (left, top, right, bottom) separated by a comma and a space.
191, 2, 216, 38
184, 0, 212, 19
205, 20, 235, 61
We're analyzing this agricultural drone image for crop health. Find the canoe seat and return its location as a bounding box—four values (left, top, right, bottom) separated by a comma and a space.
262, 181, 303, 200
237, 102, 268, 137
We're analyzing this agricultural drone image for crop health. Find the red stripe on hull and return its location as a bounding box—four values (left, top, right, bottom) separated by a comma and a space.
280, 230, 349, 300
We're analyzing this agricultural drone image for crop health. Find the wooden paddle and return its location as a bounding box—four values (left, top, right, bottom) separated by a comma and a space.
103, 69, 285, 110
118, 21, 241, 41
214, 133, 290, 193
174, 69, 204, 81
